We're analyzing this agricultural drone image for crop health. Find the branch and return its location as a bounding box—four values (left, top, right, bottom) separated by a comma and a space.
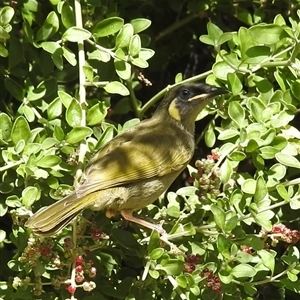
139, 70, 213, 117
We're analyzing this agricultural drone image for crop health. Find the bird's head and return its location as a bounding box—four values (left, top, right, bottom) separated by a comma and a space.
155, 83, 228, 133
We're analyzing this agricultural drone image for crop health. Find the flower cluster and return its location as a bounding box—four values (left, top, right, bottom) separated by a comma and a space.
271, 223, 300, 244
201, 268, 221, 293
65, 255, 97, 296
183, 254, 201, 273
190, 149, 221, 201
18, 237, 57, 268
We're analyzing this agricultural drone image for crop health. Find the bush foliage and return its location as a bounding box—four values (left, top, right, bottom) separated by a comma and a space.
1, 0, 300, 299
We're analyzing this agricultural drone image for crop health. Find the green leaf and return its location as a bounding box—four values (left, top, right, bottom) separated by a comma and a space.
23, 143, 41, 155
0, 6, 15, 25
114, 60, 132, 80
244, 46, 270, 64
260, 146, 278, 159
217, 234, 232, 254
228, 101, 245, 127
254, 212, 273, 231
0, 113, 12, 142
4, 77, 24, 101
236, 252, 253, 264
241, 178, 256, 194
225, 215, 238, 232
61, 2, 75, 28
218, 32, 233, 45
228, 151, 246, 161
65, 126, 93, 144
115, 23, 134, 48
0, 27, 10, 40
54, 125, 64, 141
58, 91, 73, 108
207, 22, 223, 45
275, 153, 300, 169
63, 26, 91, 42
211, 205, 225, 230
231, 264, 257, 278
15, 139, 25, 153
149, 269, 160, 279
83, 65, 94, 82
11, 116, 30, 145
104, 81, 129, 96
66, 98, 82, 126
22, 186, 40, 209
8, 37, 23, 70
111, 228, 139, 249
248, 24, 283, 44
93, 17, 124, 38
227, 73, 243, 95
257, 249, 275, 273
254, 176, 267, 203
132, 57, 148, 68
63, 46, 77, 66
139, 48, 155, 61
218, 128, 239, 140
204, 129, 216, 148
37, 155, 62, 168
130, 18, 151, 33
150, 248, 164, 260
87, 102, 109, 126
244, 282, 257, 296
41, 41, 61, 54
220, 159, 233, 184
47, 97, 62, 120
199, 34, 214, 46
129, 34, 141, 57
0, 43, 8, 57
157, 259, 184, 276
0, 229, 6, 242
276, 185, 289, 201
147, 230, 160, 254
213, 61, 235, 81
36, 11, 59, 41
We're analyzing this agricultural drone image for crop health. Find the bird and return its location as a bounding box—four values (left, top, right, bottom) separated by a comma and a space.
25, 82, 228, 236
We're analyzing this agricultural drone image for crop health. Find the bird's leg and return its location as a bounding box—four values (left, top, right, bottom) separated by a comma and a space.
105, 209, 118, 218
120, 210, 166, 235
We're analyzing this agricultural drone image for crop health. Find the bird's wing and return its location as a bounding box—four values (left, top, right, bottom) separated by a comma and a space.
77, 121, 193, 196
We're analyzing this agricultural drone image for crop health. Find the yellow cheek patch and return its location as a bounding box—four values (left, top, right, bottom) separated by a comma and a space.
168, 100, 181, 121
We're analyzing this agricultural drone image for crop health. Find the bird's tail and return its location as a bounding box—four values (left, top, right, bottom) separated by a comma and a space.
25, 191, 95, 236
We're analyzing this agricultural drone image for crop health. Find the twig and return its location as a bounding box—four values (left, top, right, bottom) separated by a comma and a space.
139, 70, 213, 117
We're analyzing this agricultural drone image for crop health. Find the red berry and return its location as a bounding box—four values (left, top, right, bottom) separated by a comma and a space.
67, 285, 76, 294
76, 265, 83, 272
201, 268, 213, 278
185, 254, 201, 264
183, 263, 195, 274
76, 255, 84, 265
89, 267, 97, 277
75, 275, 84, 283
188, 177, 195, 184
211, 153, 219, 160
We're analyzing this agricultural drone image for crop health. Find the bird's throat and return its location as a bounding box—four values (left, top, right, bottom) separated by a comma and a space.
168, 100, 181, 121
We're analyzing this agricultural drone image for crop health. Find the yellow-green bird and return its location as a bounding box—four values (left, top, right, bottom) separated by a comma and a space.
25, 83, 227, 236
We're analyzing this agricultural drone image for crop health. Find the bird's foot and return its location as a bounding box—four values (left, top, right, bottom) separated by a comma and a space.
120, 209, 166, 235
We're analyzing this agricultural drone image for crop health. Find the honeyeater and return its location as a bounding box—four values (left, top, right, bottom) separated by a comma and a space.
25, 83, 228, 236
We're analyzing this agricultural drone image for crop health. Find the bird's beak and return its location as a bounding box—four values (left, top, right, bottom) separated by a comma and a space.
188, 86, 229, 102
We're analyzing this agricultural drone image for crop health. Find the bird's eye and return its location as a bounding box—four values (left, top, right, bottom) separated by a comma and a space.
180, 88, 191, 100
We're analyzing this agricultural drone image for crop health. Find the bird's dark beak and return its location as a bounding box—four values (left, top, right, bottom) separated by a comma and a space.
188, 86, 229, 102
